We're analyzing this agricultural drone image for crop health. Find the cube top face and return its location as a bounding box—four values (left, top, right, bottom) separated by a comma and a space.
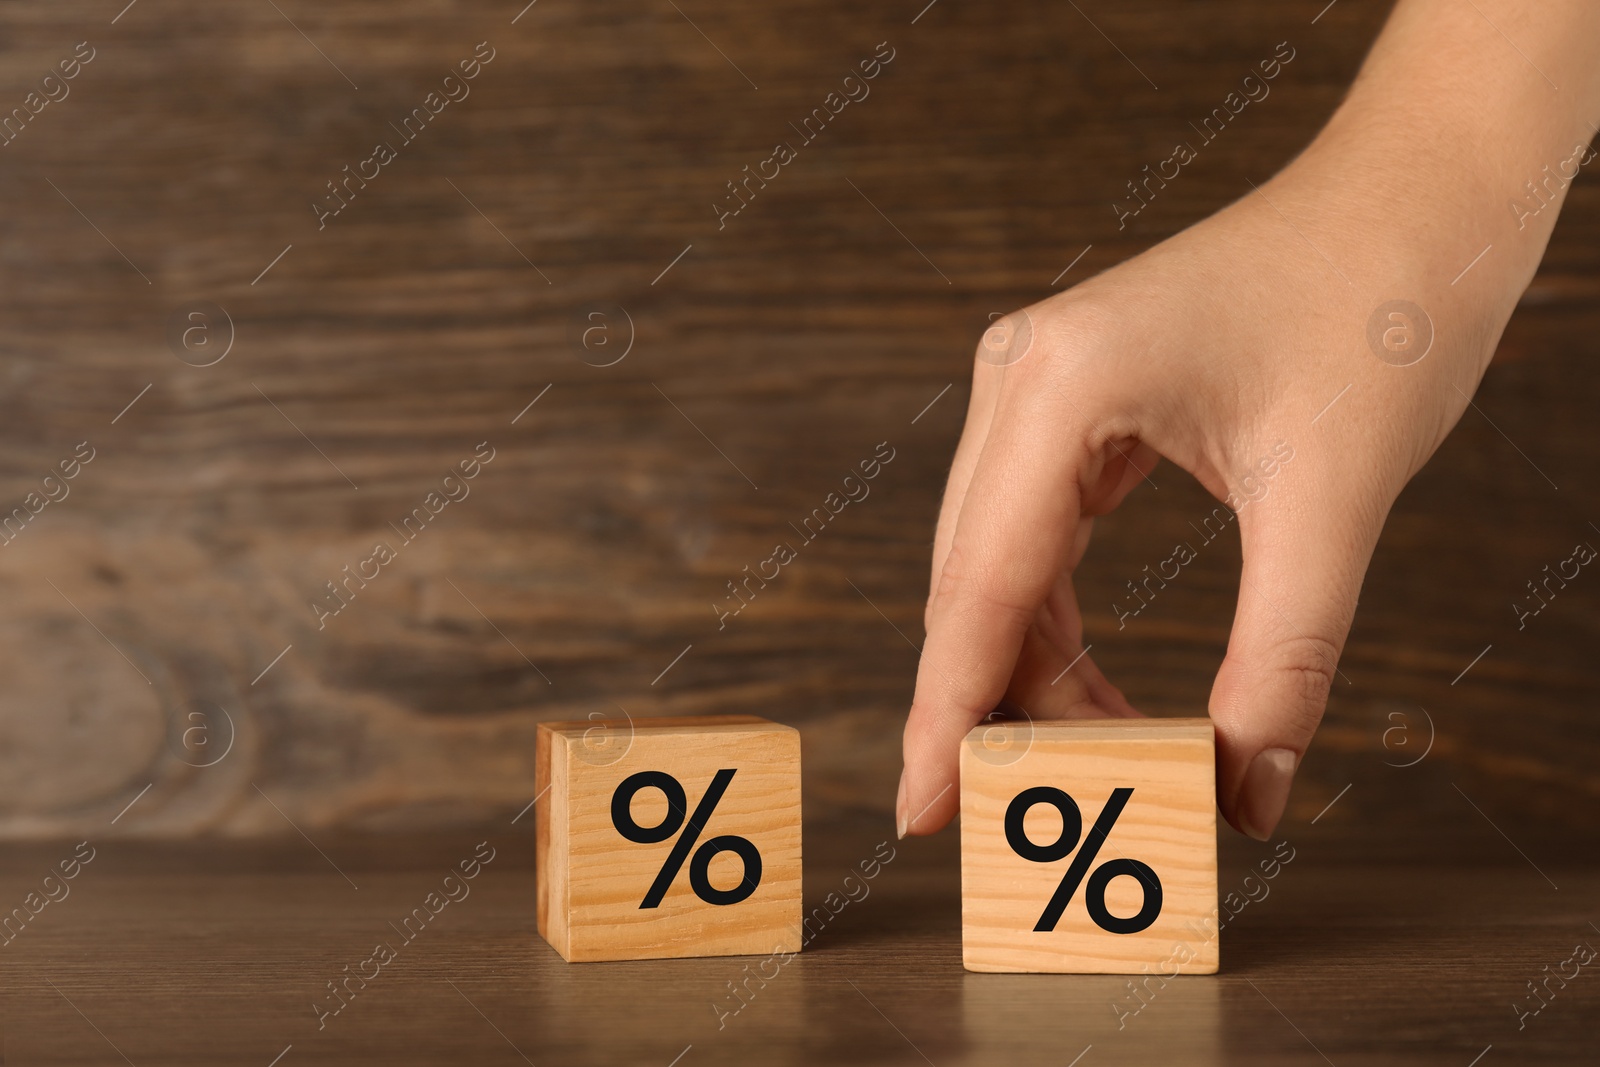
537, 715, 801, 963
960, 718, 1218, 974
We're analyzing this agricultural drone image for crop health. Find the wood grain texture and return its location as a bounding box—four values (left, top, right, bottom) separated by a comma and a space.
2, 2, 1596, 1056
0, 826, 1594, 1064
961, 719, 1217, 973
536, 715, 800, 961
0, 0, 1594, 856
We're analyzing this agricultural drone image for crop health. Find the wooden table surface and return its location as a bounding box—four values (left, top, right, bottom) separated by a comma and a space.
2, 823, 1593, 1065
2, 0, 1599, 1060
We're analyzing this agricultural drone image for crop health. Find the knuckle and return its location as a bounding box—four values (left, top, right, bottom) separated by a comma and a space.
1036, 295, 1120, 360
972, 295, 1118, 380
972, 309, 1034, 370
933, 540, 1034, 626
1272, 636, 1341, 725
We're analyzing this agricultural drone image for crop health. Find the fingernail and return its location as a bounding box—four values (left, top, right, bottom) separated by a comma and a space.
1239, 747, 1296, 842
895, 770, 908, 840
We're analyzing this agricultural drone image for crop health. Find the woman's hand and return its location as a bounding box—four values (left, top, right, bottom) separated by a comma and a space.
896, 0, 1600, 841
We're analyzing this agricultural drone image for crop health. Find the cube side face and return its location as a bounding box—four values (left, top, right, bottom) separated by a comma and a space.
961, 721, 1218, 974
534, 724, 572, 960
560, 721, 802, 962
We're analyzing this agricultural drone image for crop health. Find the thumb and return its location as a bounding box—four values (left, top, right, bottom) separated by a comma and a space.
1210, 492, 1377, 841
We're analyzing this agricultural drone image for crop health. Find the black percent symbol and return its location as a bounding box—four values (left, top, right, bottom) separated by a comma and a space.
1006, 786, 1162, 934
610, 768, 762, 909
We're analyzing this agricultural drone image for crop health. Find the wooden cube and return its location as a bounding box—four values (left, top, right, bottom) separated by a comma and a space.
960, 718, 1218, 974
536, 714, 802, 962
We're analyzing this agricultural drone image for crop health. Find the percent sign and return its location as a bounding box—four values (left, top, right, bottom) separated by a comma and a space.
1005, 786, 1162, 934
610, 769, 762, 909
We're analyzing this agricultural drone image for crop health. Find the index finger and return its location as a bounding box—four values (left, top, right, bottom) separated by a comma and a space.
899, 384, 1092, 836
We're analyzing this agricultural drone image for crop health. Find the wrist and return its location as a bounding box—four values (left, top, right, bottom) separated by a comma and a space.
1289, 112, 1529, 323
1293, 0, 1600, 313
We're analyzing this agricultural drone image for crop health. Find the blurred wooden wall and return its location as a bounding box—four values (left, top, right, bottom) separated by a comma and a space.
0, 0, 1595, 843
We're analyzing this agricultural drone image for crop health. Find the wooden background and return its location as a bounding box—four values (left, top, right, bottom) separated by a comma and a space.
0, 0, 1596, 855
3, 3, 1597, 1064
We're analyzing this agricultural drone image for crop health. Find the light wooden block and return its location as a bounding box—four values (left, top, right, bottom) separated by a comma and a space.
536, 714, 802, 962
961, 718, 1217, 974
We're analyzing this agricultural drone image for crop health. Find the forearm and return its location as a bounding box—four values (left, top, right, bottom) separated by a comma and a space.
1290, 0, 1600, 311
